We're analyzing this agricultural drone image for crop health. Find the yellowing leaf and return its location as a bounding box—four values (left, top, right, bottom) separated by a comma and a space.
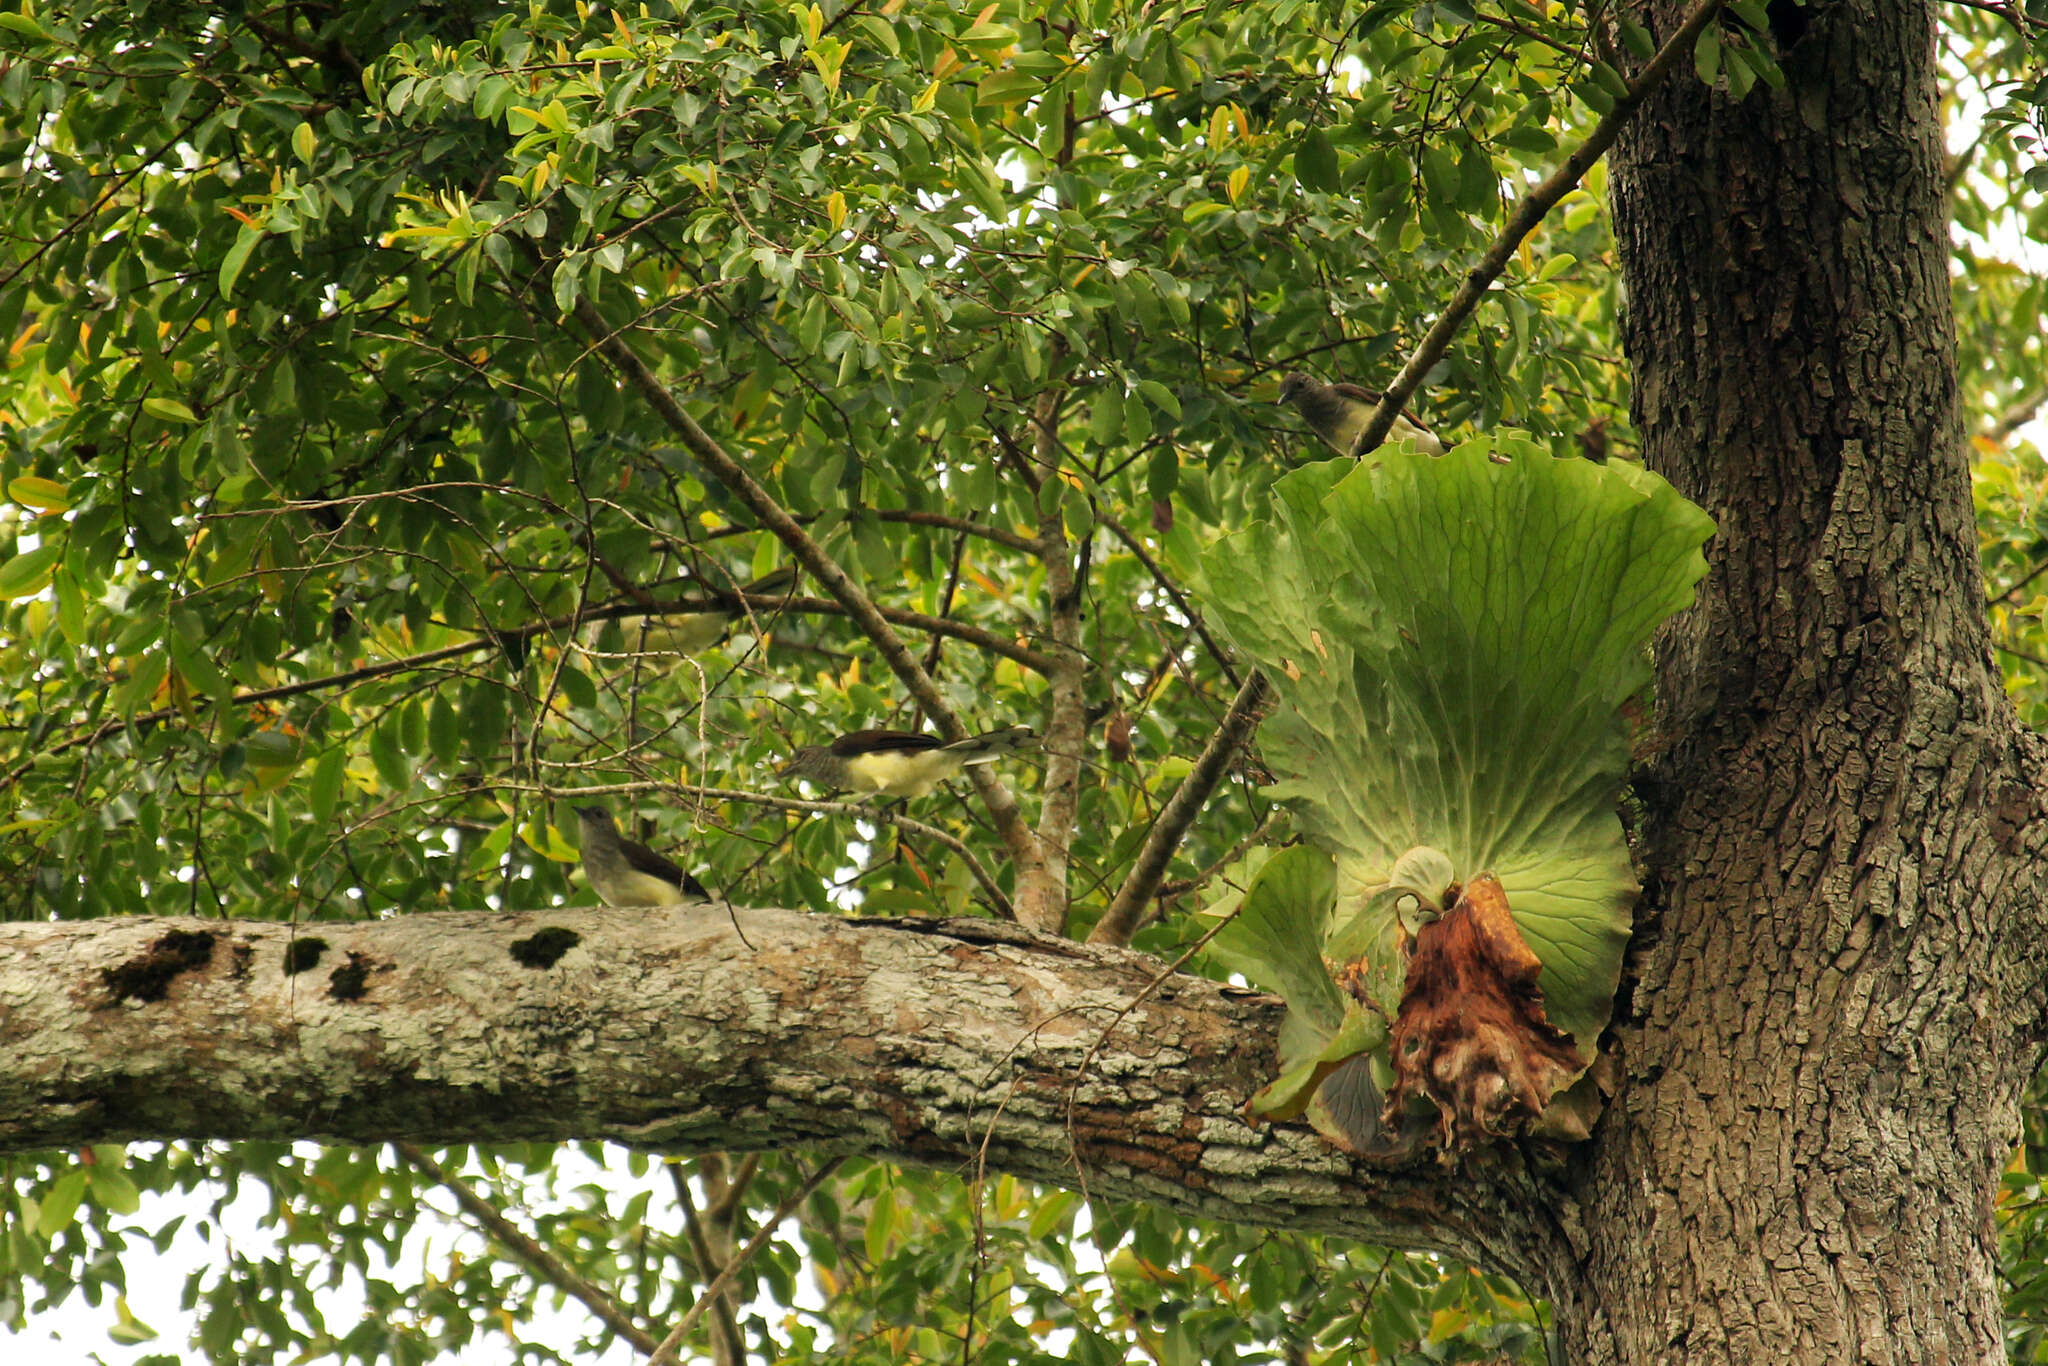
8, 475, 70, 512
143, 397, 198, 424
825, 190, 847, 231
0, 544, 60, 599
1227, 165, 1250, 204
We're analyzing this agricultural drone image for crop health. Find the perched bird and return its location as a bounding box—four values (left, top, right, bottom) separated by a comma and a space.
1277, 372, 1446, 456
572, 805, 712, 907
589, 566, 798, 660
779, 726, 1039, 801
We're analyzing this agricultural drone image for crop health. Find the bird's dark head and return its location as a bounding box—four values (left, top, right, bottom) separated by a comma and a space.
777, 746, 827, 780
571, 805, 614, 833
1277, 372, 1312, 406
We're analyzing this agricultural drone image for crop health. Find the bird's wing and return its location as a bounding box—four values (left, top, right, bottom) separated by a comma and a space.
831, 729, 944, 756
1330, 382, 1433, 428
617, 835, 692, 885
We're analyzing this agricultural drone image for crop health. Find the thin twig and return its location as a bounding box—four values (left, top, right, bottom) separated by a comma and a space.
1102, 514, 1241, 687
1995, 640, 2048, 671
647, 1156, 846, 1366
394, 1143, 662, 1356
3, 584, 1053, 792
777, 593, 1056, 673
872, 508, 1040, 554
1939, 0, 2030, 35
1154, 812, 1281, 899
1354, 0, 1728, 453
1089, 672, 1270, 945
1988, 553, 2048, 608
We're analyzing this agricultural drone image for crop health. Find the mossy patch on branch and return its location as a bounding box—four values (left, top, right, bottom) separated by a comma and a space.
328, 952, 374, 1002
508, 927, 582, 969
102, 930, 216, 1005
282, 938, 329, 976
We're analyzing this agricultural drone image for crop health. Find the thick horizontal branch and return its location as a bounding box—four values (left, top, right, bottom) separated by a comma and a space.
0, 909, 1547, 1275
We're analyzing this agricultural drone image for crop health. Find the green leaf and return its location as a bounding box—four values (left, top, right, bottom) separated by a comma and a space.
1694, 25, 1722, 85
0, 543, 60, 599
309, 746, 347, 825
1133, 379, 1181, 420
1295, 128, 1340, 194
1089, 387, 1125, 446
242, 730, 301, 771
36, 1171, 88, 1236
557, 663, 597, 710
218, 226, 263, 301
0, 12, 50, 41
142, 396, 198, 424
428, 693, 461, 765
8, 475, 71, 511
1208, 844, 1343, 1036
1202, 444, 1714, 1053
370, 719, 410, 793
87, 1166, 142, 1216
1146, 445, 1179, 502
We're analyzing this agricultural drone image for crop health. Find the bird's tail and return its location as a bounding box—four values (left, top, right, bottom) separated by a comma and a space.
944, 726, 1039, 763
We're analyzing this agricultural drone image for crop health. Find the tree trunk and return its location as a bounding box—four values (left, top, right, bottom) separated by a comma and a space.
1565, 0, 2048, 1357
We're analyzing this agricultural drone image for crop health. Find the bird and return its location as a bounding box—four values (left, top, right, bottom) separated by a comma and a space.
1277, 372, 1446, 456
572, 805, 712, 907
588, 566, 797, 659
778, 726, 1039, 801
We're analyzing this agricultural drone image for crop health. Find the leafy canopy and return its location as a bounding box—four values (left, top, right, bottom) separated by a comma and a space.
1, 0, 2045, 1360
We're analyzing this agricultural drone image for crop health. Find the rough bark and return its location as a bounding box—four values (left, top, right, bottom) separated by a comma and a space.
0, 908, 1548, 1274
1559, 0, 2048, 1359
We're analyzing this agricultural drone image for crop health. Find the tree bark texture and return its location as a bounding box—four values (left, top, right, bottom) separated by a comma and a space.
0, 908, 1553, 1275
1578, 0, 2048, 1358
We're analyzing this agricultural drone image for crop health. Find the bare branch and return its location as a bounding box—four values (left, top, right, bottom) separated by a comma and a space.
1019, 360, 1090, 936
668, 1163, 745, 1366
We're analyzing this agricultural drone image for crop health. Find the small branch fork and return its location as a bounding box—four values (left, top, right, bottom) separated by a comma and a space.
647, 1156, 847, 1366
395, 1142, 663, 1357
